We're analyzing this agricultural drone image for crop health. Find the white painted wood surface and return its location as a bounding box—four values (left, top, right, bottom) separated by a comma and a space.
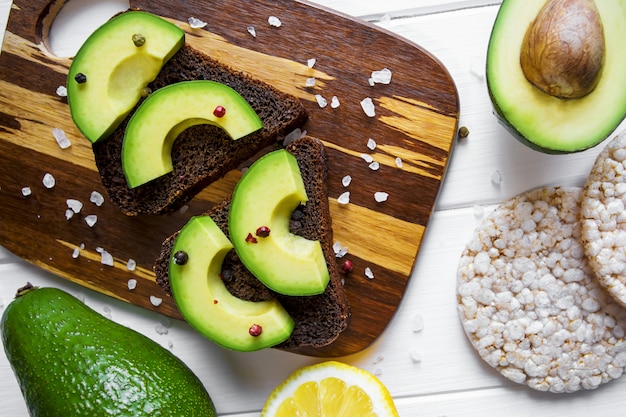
3, 0, 626, 415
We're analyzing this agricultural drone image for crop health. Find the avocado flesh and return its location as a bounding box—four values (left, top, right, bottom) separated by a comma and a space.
67, 11, 185, 143
229, 150, 330, 296
1, 286, 216, 416
169, 216, 294, 351
121, 80, 263, 188
487, 0, 626, 153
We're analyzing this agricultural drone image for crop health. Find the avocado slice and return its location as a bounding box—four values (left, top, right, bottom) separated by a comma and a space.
487, 0, 626, 153
1, 286, 216, 416
121, 80, 263, 188
229, 149, 330, 296
67, 11, 185, 143
169, 215, 294, 351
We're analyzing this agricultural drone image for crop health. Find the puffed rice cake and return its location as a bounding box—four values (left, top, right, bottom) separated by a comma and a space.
457, 186, 626, 393
581, 131, 626, 307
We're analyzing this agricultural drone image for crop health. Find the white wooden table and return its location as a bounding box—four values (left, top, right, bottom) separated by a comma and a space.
2, 1, 626, 415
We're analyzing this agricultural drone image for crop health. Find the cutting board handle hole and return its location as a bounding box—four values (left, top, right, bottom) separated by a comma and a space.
41, 0, 130, 58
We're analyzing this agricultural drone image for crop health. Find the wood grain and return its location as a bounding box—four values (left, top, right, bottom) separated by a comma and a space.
0, 0, 459, 357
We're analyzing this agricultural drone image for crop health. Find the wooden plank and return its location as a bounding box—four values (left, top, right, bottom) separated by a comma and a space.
0, 0, 459, 357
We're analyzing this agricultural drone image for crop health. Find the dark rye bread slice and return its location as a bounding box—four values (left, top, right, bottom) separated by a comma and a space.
154, 137, 351, 352
92, 44, 308, 216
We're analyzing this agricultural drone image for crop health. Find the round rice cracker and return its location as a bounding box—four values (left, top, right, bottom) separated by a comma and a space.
457, 186, 626, 393
581, 132, 626, 307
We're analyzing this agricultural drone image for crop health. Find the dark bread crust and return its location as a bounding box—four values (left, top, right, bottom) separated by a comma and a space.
154, 136, 350, 351
92, 44, 308, 216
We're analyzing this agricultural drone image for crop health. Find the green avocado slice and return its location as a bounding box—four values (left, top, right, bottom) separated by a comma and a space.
486, 0, 626, 153
169, 215, 294, 351
228, 149, 330, 296
121, 80, 263, 188
67, 11, 185, 143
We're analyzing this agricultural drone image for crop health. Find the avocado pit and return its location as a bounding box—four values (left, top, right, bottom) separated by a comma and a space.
520, 0, 605, 99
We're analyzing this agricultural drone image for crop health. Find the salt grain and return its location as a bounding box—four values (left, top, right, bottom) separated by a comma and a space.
126, 259, 137, 271
373, 354, 384, 364
283, 128, 306, 146
315, 94, 327, 108
374, 191, 389, 202
491, 170, 503, 185
307, 58, 316, 68
360, 97, 376, 117
369, 161, 380, 171
99, 250, 114, 266
21, 187, 31, 196
247, 26, 256, 37
337, 191, 350, 205
72, 247, 80, 259
127, 279, 137, 290
150, 296, 163, 307
90, 191, 104, 206
102, 305, 112, 319
42, 173, 55, 189
56, 85, 67, 97
367, 138, 377, 150
409, 350, 422, 363
52, 127, 71, 149
66, 199, 83, 213
65, 209, 74, 220
333, 241, 349, 258
188, 17, 207, 29
268, 16, 282, 27
361, 153, 374, 163
365, 267, 374, 279
305, 77, 316, 87
330, 96, 340, 108
412, 313, 424, 332
341, 175, 352, 187
155, 324, 169, 335
370, 68, 392, 84
85, 214, 98, 227
395, 157, 403, 168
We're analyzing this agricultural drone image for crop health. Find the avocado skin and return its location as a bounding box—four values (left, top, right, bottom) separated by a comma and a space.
1, 287, 216, 417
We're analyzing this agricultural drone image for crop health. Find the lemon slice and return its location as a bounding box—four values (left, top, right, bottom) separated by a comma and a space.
261, 361, 400, 417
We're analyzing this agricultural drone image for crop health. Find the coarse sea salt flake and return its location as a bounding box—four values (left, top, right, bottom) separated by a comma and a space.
410, 350, 422, 363
56, 85, 67, 97
306, 77, 316, 87
491, 170, 503, 185
127, 259, 137, 271
268, 16, 282, 27
52, 127, 71, 149
150, 296, 163, 307
127, 279, 137, 290
42, 173, 55, 189
371, 68, 392, 84
155, 324, 169, 335
369, 161, 380, 171
247, 26, 256, 37
412, 313, 424, 332
365, 267, 374, 279
361, 153, 374, 163
72, 247, 80, 259
188, 17, 207, 29
367, 138, 377, 150
342, 175, 352, 187
21, 187, 31, 196
338, 191, 350, 205
65, 209, 74, 220
85, 214, 98, 227
315, 94, 327, 108
67, 198, 83, 213
374, 191, 389, 202
100, 250, 114, 266
395, 157, 403, 168
90, 191, 104, 206
307, 58, 316, 68
360, 97, 376, 117
331, 96, 340, 108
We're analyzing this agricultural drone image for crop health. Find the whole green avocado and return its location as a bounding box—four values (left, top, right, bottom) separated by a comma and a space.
1, 285, 217, 416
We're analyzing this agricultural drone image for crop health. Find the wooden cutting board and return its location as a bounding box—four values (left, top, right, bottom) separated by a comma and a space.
0, 0, 459, 357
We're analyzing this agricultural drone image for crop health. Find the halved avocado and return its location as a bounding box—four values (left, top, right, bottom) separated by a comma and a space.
67, 11, 185, 143
169, 215, 294, 351
229, 149, 330, 296
487, 0, 626, 153
121, 80, 263, 188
